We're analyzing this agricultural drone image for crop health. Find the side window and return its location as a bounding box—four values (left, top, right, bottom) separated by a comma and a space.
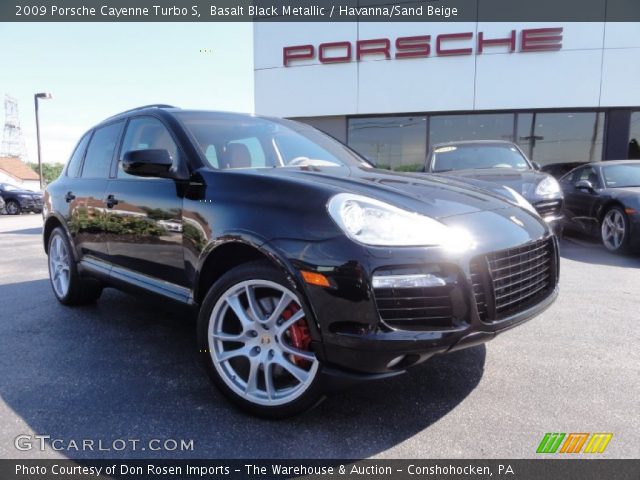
118, 117, 179, 179
66, 133, 91, 177
220, 137, 266, 169
81, 122, 123, 178
575, 166, 600, 188
204, 145, 219, 168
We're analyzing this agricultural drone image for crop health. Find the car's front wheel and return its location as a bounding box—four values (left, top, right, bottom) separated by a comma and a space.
198, 261, 324, 418
5, 200, 20, 215
601, 206, 630, 253
47, 227, 103, 305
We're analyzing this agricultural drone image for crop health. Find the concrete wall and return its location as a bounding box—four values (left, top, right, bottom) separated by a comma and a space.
254, 22, 640, 117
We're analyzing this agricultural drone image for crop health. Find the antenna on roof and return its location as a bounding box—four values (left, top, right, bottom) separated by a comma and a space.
1, 95, 29, 162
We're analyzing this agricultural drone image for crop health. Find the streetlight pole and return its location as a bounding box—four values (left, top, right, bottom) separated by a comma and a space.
34, 92, 52, 190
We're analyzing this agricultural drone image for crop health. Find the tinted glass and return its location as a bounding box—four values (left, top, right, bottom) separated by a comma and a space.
573, 166, 601, 188
81, 122, 123, 178
429, 114, 514, 147
431, 144, 529, 172
602, 164, 640, 188
629, 112, 640, 159
348, 116, 427, 171
66, 133, 90, 177
119, 117, 178, 178
517, 112, 604, 166
176, 112, 367, 169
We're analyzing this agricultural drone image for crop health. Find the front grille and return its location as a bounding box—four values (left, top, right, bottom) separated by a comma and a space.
374, 285, 454, 330
534, 199, 562, 218
470, 238, 556, 322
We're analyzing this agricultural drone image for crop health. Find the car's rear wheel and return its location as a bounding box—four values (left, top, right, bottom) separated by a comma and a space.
6, 200, 20, 215
601, 206, 630, 253
198, 260, 324, 418
47, 227, 102, 305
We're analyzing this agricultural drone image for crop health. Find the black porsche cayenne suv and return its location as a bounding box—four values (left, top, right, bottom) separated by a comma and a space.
43, 105, 559, 417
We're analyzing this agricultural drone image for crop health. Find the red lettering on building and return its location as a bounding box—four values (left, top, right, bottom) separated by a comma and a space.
282, 27, 563, 66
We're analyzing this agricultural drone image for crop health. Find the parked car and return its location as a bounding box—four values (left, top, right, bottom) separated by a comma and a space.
424, 141, 564, 232
43, 105, 559, 417
0, 182, 44, 215
560, 160, 640, 253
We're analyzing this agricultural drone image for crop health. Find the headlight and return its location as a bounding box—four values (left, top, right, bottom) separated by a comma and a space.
503, 186, 538, 216
535, 176, 561, 196
18, 194, 31, 199
327, 193, 473, 250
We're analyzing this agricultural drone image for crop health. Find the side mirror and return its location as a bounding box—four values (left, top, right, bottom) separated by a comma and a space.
122, 149, 173, 178
575, 180, 595, 192
532, 161, 542, 170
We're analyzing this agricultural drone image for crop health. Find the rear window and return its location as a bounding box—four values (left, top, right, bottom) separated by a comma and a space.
66, 133, 90, 177
81, 122, 123, 178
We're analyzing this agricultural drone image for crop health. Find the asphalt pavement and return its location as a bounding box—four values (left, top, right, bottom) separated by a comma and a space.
0, 214, 638, 459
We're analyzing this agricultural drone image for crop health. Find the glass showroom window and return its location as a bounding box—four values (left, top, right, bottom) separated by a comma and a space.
517, 112, 605, 166
428, 113, 514, 147
348, 116, 427, 171
629, 111, 640, 159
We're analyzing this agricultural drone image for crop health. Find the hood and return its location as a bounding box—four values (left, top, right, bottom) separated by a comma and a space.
234, 166, 518, 220
437, 168, 556, 200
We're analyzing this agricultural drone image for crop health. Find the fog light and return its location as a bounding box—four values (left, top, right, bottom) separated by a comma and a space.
387, 355, 405, 368
372, 273, 446, 289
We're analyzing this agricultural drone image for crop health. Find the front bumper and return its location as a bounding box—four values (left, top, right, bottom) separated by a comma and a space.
532, 198, 563, 233
269, 210, 559, 376
19, 197, 43, 212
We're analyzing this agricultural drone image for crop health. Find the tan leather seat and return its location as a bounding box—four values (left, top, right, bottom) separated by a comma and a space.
223, 143, 252, 169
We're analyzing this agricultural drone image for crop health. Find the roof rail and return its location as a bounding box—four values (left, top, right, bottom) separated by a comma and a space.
104, 104, 177, 120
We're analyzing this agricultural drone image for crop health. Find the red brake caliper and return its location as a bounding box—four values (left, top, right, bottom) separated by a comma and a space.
282, 303, 311, 367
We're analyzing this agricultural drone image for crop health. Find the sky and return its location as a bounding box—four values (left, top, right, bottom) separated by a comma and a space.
0, 22, 253, 164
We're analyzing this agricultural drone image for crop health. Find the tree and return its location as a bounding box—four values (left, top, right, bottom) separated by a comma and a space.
27, 162, 65, 186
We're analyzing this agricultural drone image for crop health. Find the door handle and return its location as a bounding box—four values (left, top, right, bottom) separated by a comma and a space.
64, 191, 76, 203
105, 194, 119, 208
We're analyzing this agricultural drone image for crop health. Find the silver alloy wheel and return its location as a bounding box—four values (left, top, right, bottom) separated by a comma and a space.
601, 209, 626, 251
49, 234, 71, 298
208, 280, 319, 407
6, 201, 19, 215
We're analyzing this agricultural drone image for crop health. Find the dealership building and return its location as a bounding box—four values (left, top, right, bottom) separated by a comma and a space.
253, 22, 640, 170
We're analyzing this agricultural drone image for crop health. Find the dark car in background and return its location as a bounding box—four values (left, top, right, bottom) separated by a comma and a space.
560, 160, 640, 253
424, 141, 564, 232
43, 105, 559, 417
0, 182, 43, 215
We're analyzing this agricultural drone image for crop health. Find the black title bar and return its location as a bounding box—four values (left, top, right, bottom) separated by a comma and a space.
1, 459, 639, 480
3, 0, 640, 22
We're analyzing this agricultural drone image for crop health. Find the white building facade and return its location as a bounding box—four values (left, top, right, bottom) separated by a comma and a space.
254, 22, 640, 170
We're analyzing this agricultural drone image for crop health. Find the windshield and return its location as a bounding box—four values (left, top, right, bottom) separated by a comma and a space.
175, 112, 369, 169
602, 163, 640, 188
431, 144, 530, 173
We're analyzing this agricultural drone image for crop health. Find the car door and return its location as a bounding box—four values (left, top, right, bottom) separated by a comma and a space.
67, 121, 124, 263
104, 115, 188, 295
562, 166, 602, 234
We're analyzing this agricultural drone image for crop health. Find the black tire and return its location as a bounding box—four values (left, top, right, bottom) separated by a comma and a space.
47, 227, 103, 305
600, 206, 631, 254
197, 260, 325, 418
5, 200, 20, 215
